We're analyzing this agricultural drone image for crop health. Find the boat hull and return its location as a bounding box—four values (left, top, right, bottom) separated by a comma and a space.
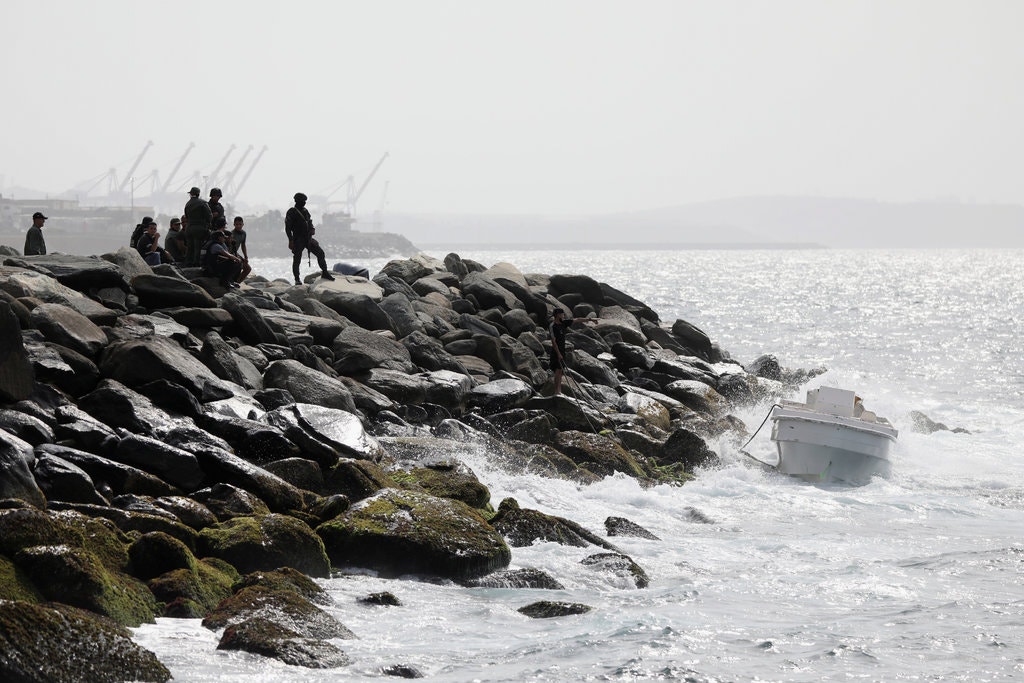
771, 413, 895, 484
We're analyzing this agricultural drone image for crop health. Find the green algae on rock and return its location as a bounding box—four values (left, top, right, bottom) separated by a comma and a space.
316, 488, 511, 580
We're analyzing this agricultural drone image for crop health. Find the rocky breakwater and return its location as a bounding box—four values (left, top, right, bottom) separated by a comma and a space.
0, 247, 807, 679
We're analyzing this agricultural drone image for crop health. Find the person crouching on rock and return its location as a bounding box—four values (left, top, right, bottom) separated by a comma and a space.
285, 192, 334, 286
202, 230, 243, 289
549, 308, 595, 395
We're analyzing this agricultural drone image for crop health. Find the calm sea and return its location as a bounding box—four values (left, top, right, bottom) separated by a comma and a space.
134, 248, 1024, 681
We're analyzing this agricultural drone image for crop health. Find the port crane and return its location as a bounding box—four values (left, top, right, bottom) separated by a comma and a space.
321, 152, 389, 219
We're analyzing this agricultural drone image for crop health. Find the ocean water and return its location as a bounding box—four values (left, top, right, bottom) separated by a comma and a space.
134, 248, 1024, 681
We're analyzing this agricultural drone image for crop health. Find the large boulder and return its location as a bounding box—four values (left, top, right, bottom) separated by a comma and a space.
0, 301, 34, 402
0, 429, 46, 508
263, 360, 357, 413
0, 601, 171, 683
316, 488, 511, 580
489, 498, 621, 551
189, 445, 306, 513
7, 253, 129, 291
200, 331, 264, 391
460, 272, 520, 310
331, 326, 414, 374
28, 302, 108, 358
98, 336, 234, 401
0, 270, 120, 324
132, 273, 218, 309
198, 513, 331, 577
13, 544, 160, 626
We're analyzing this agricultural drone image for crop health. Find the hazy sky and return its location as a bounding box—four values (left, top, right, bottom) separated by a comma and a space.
2, 1, 1022, 215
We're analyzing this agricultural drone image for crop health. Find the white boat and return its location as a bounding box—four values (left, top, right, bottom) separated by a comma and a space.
770, 387, 898, 484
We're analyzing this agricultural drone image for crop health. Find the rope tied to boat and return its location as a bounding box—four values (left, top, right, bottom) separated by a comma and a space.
737, 403, 783, 468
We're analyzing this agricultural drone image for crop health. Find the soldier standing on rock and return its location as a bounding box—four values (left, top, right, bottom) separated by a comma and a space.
24, 211, 47, 255
285, 192, 334, 286
184, 186, 212, 267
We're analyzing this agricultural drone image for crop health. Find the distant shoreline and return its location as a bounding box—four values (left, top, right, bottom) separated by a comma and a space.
418, 242, 827, 251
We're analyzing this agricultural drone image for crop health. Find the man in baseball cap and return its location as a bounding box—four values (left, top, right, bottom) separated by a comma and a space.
24, 212, 48, 255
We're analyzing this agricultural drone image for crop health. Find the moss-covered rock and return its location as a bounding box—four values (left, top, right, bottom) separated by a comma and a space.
13, 544, 160, 627
202, 584, 356, 640
553, 430, 649, 479
197, 513, 331, 577
392, 461, 491, 509
0, 508, 70, 557
128, 531, 198, 580
0, 600, 171, 682
0, 553, 44, 602
50, 510, 133, 572
217, 616, 351, 668
147, 559, 236, 616
463, 567, 565, 590
232, 567, 331, 606
323, 458, 396, 502
316, 488, 511, 580
357, 591, 402, 606
517, 600, 592, 618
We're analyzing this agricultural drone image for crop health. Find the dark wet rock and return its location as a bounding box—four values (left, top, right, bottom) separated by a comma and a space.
191, 483, 271, 521
461, 272, 520, 310
133, 378, 205, 419
0, 430, 46, 508
35, 341, 101, 396
32, 453, 109, 505
200, 330, 264, 391
37, 443, 179, 498
361, 367, 429, 404
98, 337, 234, 402
51, 403, 122, 454
147, 558, 237, 616
203, 584, 355, 639
29, 302, 107, 358
518, 600, 592, 619
166, 305, 235, 328
263, 457, 323, 492
48, 501, 198, 549
401, 330, 467, 373
658, 427, 718, 472
217, 616, 352, 668
113, 433, 206, 492
525, 395, 607, 433
397, 461, 491, 509
263, 359, 358, 413
0, 600, 171, 683
0, 408, 54, 446
132, 273, 214, 308
548, 273, 604, 305
581, 552, 650, 588
378, 292, 424, 338
490, 498, 621, 551
128, 530, 197, 580
254, 387, 296, 411
592, 305, 645, 346
323, 458, 395, 503
336, 375, 397, 414
358, 591, 402, 606
198, 513, 331, 577
151, 495, 219, 529
265, 402, 382, 467
617, 392, 672, 432
220, 294, 286, 345
464, 567, 565, 590
331, 325, 414, 374
196, 412, 299, 465
745, 353, 782, 381
664, 379, 726, 416
320, 290, 394, 332
316, 488, 511, 580
261, 309, 346, 347
668, 318, 714, 360
235, 567, 332, 605
467, 377, 534, 414
417, 369, 472, 409
0, 301, 34, 402
605, 516, 660, 540
14, 544, 160, 626
11, 253, 129, 291
553, 430, 647, 479
189, 444, 305, 513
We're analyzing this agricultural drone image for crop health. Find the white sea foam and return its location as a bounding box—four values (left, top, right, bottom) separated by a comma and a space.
134, 249, 1024, 681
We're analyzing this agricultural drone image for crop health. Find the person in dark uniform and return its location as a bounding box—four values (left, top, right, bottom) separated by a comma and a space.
202, 230, 243, 288
24, 211, 47, 255
166, 217, 186, 263
229, 215, 252, 283
548, 308, 594, 395
208, 188, 225, 224
184, 186, 212, 267
284, 192, 334, 285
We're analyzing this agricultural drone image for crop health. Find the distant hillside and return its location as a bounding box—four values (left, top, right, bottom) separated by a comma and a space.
385, 197, 1024, 249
